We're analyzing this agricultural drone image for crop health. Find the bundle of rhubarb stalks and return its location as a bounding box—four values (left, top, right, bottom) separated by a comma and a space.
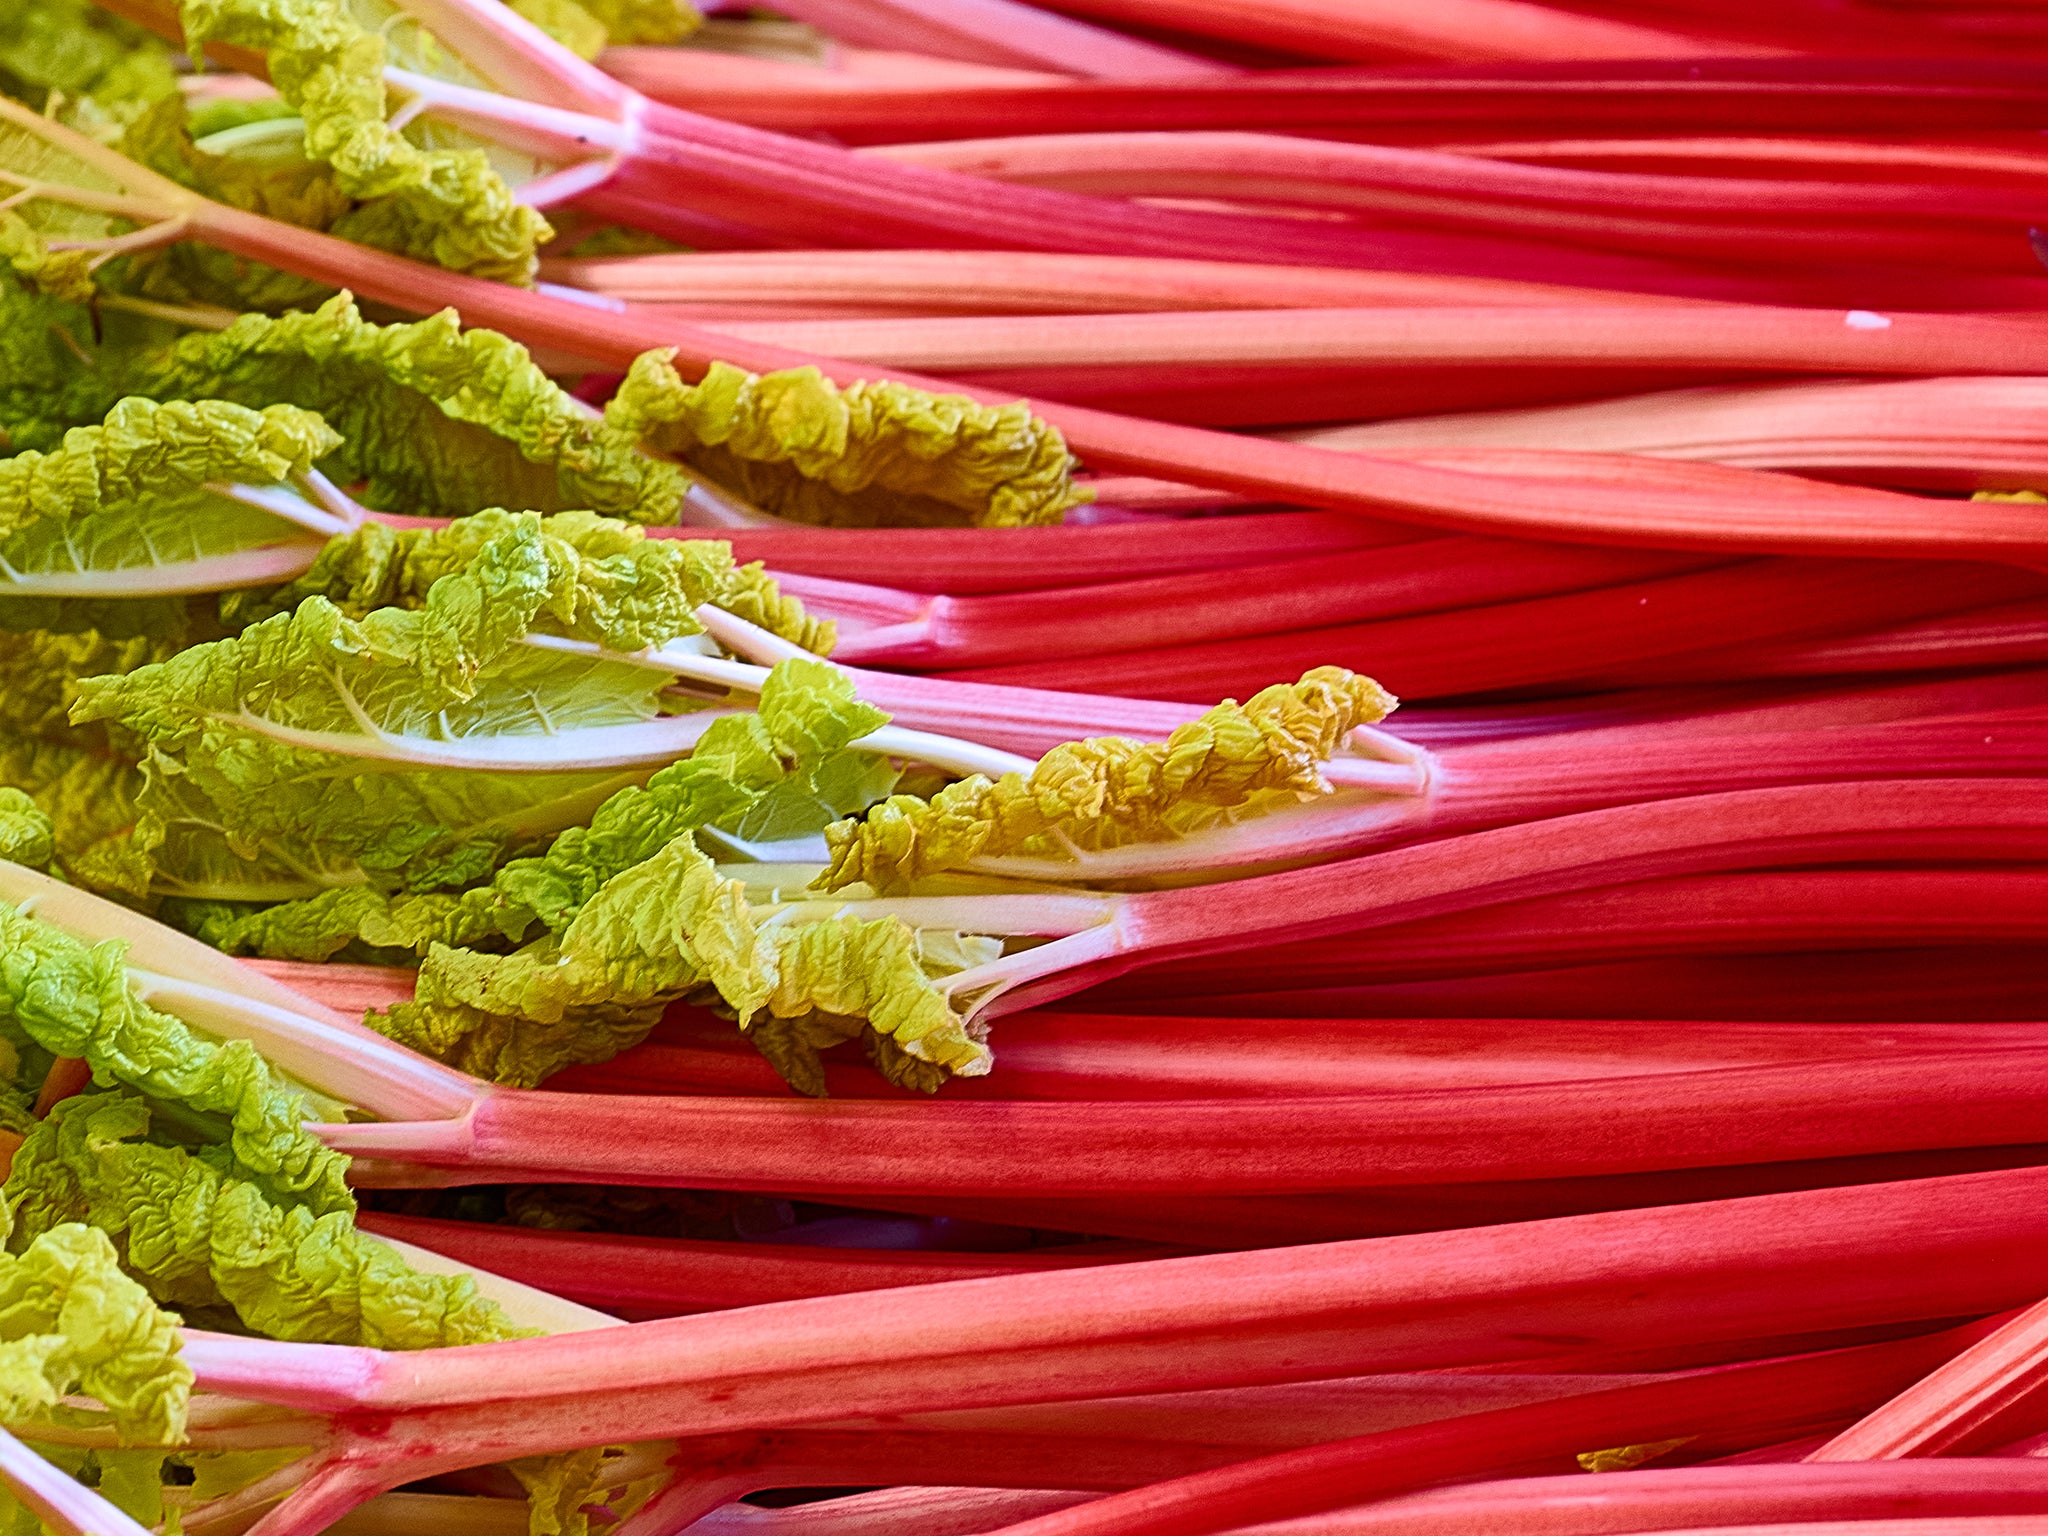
3, 0, 2048, 1533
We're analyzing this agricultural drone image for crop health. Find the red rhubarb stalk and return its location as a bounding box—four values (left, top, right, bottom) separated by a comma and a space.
25, 99, 2048, 561
1809, 1294, 2048, 1460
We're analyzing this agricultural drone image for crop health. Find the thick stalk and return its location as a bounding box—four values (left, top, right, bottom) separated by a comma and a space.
331, 1043, 2048, 1196
1170, 947, 2048, 1028
555, 968, 2048, 1103
1810, 1295, 2048, 1460
651, 60, 2048, 149
357, 1211, 1152, 1312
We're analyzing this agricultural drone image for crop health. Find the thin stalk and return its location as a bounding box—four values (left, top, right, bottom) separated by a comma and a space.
1091, 1462, 2048, 1536
969, 717, 2048, 882
874, 132, 2048, 269
1161, 947, 2048, 1028
819, 539, 1717, 668
697, 305, 2048, 376
0, 1429, 151, 1536
1117, 868, 2048, 987
356, 1213, 1152, 1313
1292, 375, 2048, 491
542, 247, 1698, 316
994, 0, 1762, 64
707, 513, 1422, 595
939, 560, 2045, 702
728, 0, 1232, 79
1588, 595, 2048, 688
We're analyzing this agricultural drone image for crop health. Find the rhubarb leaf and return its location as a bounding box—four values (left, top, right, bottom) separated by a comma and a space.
0, 1220, 190, 1446
379, 835, 989, 1094
0, 213, 97, 307
0, 396, 342, 604
223, 506, 831, 656
9, 1092, 529, 1348
71, 512, 669, 896
608, 355, 1088, 529
174, 0, 555, 283
121, 294, 685, 522
118, 95, 344, 314
0, 627, 168, 895
0, 271, 141, 456
505, 0, 696, 53
0, 0, 180, 140
0, 793, 53, 872
580, 0, 700, 43
822, 666, 1398, 890
0, 897, 352, 1214
378, 833, 767, 1086
503, 0, 610, 57
196, 656, 891, 968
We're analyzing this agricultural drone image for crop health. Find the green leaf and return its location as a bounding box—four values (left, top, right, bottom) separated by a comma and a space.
9, 1092, 530, 1348
118, 294, 685, 523
118, 95, 345, 314
379, 834, 991, 1095
607, 355, 1089, 529
0, 396, 342, 602
71, 512, 667, 896
502, 0, 609, 57
822, 666, 1399, 890
0, 625, 171, 896
197, 654, 892, 977
0, 0, 180, 140
174, 0, 554, 284
578, 0, 700, 43
0, 897, 352, 1214
0, 1220, 190, 1446
0, 792, 54, 872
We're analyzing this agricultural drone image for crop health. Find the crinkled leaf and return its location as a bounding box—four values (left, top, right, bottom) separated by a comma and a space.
0, 793, 54, 872
0, 898, 352, 1214
176, 0, 554, 283
380, 833, 987, 1094
121, 294, 684, 521
8, 1092, 528, 1348
229, 502, 833, 654
0, 397, 340, 605
72, 514, 662, 895
511, 1444, 665, 1536
823, 666, 1398, 890
0, 626, 170, 895
0, 214, 97, 307
608, 355, 1088, 528
377, 833, 761, 1086
204, 657, 891, 966
0, 1221, 189, 1446
0, 0, 180, 139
